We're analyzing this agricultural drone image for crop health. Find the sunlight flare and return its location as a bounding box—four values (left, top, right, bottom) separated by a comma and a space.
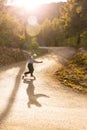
6, 0, 67, 11
26, 16, 40, 36
7, 0, 44, 11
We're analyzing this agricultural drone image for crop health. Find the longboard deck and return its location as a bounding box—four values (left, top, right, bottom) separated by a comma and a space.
23, 76, 35, 80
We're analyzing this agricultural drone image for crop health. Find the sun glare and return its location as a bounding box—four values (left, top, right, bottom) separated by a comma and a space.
9, 0, 43, 11
6, 0, 66, 37
7, 0, 67, 11
27, 16, 40, 36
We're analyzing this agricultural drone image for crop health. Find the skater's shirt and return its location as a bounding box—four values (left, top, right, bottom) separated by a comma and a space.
28, 56, 42, 64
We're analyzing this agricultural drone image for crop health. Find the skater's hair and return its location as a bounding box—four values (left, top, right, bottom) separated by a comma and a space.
33, 53, 37, 57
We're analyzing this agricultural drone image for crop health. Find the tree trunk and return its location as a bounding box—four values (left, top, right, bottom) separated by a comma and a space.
77, 33, 81, 47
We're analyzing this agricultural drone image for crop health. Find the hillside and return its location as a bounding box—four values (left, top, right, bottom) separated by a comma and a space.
55, 48, 87, 93
34, 2, 65, 23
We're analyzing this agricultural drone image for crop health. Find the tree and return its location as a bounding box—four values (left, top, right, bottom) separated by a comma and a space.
0, 5, 26, 48
61, 0, 87, 46
39, 19, 52, 46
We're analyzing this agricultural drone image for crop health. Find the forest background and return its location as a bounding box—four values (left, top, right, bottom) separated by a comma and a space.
0, 0, 87, 50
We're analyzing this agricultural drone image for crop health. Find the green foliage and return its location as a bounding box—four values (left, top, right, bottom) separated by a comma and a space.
0, 1, 87, 49
23, 37, 40, 56
0, 6, 26, 48
39, 18, 65, 46
29, 38, 39, 52
40, 19, 52, 46
81, 31, 87, 46
61, 0, 87, 46
38, 0, 87, 47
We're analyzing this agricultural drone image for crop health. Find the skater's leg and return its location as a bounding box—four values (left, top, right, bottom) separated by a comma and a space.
24, 71, 30, 76
31, 72, 33, 77
30, 69, 34, 77
22, 71, 29, 79
24, 64, 31, 76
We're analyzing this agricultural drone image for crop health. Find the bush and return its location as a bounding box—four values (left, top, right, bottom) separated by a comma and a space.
0, 47, 26, 67
55, 50, 87, 93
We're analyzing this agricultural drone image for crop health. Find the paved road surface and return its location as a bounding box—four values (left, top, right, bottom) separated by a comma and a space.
0, 47, 87, 130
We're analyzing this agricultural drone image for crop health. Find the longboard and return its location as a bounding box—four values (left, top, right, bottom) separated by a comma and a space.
22, 75, 36, 82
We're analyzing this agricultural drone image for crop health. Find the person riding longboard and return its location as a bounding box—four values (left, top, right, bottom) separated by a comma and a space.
22, 55, 43, 79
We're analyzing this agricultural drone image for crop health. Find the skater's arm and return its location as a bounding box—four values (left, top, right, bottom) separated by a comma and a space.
33, 59, 43, 63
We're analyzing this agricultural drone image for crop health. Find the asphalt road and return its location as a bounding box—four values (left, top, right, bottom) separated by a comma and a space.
0, 47, 87, 130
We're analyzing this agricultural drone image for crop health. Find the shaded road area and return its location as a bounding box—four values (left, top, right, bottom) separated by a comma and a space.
0, 47, 87, 130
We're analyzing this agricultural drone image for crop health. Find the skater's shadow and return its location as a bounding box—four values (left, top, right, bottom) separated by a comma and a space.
24, 78, 49, 108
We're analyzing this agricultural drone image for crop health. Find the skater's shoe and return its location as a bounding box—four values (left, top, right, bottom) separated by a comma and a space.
31, 75, 36, 80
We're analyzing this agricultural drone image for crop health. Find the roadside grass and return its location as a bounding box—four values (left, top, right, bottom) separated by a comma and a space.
0, 47, 26, 67
55, 49, 87, 93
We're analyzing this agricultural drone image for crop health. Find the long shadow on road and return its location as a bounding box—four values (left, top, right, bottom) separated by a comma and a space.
0, 63, 25, 124
23, 78, 49, 108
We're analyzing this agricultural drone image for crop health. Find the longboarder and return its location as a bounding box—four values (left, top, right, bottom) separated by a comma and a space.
22, 55, 43, 79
